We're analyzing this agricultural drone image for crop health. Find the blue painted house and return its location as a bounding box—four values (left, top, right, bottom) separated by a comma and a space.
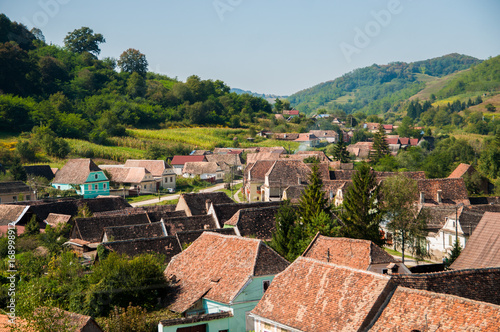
160, 233, 290, 332
52, 159, 109, 198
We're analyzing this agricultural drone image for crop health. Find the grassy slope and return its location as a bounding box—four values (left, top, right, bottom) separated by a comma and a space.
410, 70, 468, 101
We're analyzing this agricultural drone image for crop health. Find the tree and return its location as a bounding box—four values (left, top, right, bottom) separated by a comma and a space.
25, 214, 40, 236
371, 124, 390, 163
485, 103, 496, 112
296, 164, 341, 256
445, 240, 462, 268
340, 163, 384, 245
118, 48, 148, 76
274, 98, 284, 113
63, 27, 105, 56
381, 174, 429, 263
270, 200, 298, 261
10, 157, 26, 181
126, 72, 147, 98
331, 132, 350, 163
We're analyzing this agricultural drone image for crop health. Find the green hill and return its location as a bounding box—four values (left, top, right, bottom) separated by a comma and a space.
288, 53, 482, 115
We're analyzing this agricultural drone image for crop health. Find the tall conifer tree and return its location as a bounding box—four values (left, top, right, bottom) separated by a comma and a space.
371, 124, 390, 163
340, 163, 384, 246
332, 132, 350, 163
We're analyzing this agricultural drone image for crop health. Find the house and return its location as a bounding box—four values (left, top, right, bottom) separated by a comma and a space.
425, 206, 484, 259
51, 159, 109, 199
175, 192, 233, 216
282, 109, 299, 117
294, 133, 319, 147
123, 159, 176, 190
99, 165, 157, 194
160, 233, 290, 332
71, 213, 151, 243
282, 185, 306, 203
382, 124, 394, 133
44, 213, 72, 229
162, 215, 218, 236
302, 234, 411, 274
170, 155, 207, 175
273, 133, 300, 141
250, 257, 395, 332
0, 204, 30, 235
347, 141, 373, 160
24, 164, 55, 181
244, 160, 277, 202
261, 160, 312, 201
223, 205, 282, 240
0, 181, 33, 203
283, 150, 330, 162
205, 153, 244, 171
308, 130, 339, 143
451, 212, 500, 270
417, 178, 470, 206
175, 228, 236, 248
101, 221, 167, 242
370, 287, 500, 331
207, 201, 282, 228
245, 151, 283, 164
364, 122, 381, 132
391, 267, 500, 305
448, 163, 489, 194
0, 308, 104, 332
99, 236, 182, 263
182, 162, 224, 183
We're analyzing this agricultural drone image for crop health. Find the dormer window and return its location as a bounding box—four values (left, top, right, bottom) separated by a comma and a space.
95, 174, 98, 180
263, 280, 271, 292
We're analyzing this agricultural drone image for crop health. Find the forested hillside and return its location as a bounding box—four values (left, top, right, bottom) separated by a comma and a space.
0, 14, 272, 143
288, 53, 482, 115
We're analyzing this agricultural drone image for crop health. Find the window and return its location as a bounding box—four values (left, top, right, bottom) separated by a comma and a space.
103, 183, 107, 189
170, 177, 173, 182
94, 184, 98, 190
0, 198, 2, 203
95, 174, 98, 180
57, 186, 61, 190
382, 269, 388, 274
263, 280, 271, 292
13, 196, 17, 202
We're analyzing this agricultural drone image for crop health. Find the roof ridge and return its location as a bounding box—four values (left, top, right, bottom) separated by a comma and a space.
298, 256, 392, 279
396, 286, 500, 308
104, 235, 176, 245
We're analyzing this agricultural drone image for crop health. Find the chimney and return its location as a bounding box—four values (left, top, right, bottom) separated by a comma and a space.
437, 190, 442, 204
420, 192, 425, 204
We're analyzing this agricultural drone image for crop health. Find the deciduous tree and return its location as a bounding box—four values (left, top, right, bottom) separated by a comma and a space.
63, 27, 105, 56
118, 48, 148, 76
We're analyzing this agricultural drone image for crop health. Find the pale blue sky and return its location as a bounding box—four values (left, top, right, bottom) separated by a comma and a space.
2, 0, 500, 95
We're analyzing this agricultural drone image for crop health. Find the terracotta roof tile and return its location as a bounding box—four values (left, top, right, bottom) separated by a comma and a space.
170, 155, 207, 166
302, 235, 397, 269
370, 287, 500, 331
176, 192, 233, 216
266, 160, 312, 187
102, 221, 167, 241
0, 204, 29, 226
451, 212, 500, 270
417, 178, 470, 205
182, 162, 219, 175
251, 257, 393, 332
104, 236, 181, 263
44, 213, 72, 228
448, 163, 473, 179
246, 152, 283, 164
163, 215, 217, 236
205, 154, 243, 166
224, 205, 282, 240
124, 159, 173, 177
246, 160, 276, 181
210, 201, 282, 226
175, 228, 236, 248
72, 213, 151, 242
165, 233, 289, 313
100, 166, 151, 183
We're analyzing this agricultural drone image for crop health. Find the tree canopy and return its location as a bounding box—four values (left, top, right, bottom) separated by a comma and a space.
63, 27, 105, 56
118, 48, 148, 76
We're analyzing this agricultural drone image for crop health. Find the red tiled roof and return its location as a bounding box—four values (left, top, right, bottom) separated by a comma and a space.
448, 163, 472, 179
451, 212, 500, 270
123, 159, 172, 177
165, 233, 289, 313
370, 287, 500, 331
399, 137, 410, 145
302, 235, 397, 269
383, 124, 393, 130
246, 160, 276, 182
283, 110, 299, 115
251, 257, 393, 332
294, 133, 319, 142
409, 138, 419, 146
171, 155, 207, 166
417, 178, 470, 206
385, 137, 399, 145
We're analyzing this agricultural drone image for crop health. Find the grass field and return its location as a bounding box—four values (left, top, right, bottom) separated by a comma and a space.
66, 139, 145, 161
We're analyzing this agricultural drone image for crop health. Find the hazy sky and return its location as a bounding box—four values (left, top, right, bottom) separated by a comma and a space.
2, 0, 500, 95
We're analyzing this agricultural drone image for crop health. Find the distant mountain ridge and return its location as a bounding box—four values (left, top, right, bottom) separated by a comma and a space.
230, 88, 288, 103
288, 53, 483, 115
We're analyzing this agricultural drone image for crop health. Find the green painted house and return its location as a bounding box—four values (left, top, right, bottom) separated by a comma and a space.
160, 233, 290, 332
52, 159, 109, 199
